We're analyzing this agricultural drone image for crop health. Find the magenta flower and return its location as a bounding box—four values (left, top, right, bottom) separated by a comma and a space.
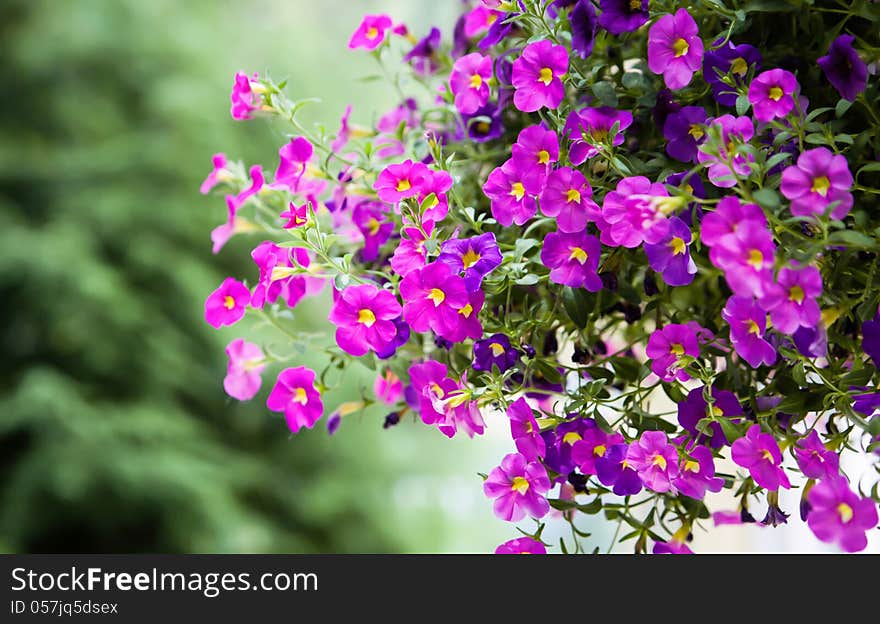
266, 366, 323, 434
200, 153, 228, 194
540, 230, 603, 290
647, 9, 704, 90
646, 323, 700, 382
511, 124, 559, 189
748, 69, 798, 122
600, 176, 672, 248
399, 262, 471, 342
794, 430, 839, 480
572, 426, 623, 475
807, 475, 878, 552
272, 137, 313, 190
390, 221, 433, 277
280, 202, 309, 229
230, 72, 262, 120
700, 196, 766, 247
564, 106, 633, 164
540, 167, 601, 233
759, 265, 822, 335
507, 397, 546, 461
227, 165, 265, 215
483, 452, 551, 522
653, 538, 694, 555
464, 6, 504, 38
674, 445, 724, 499
437, 232, 502, 291
352, 201, 393, 262
450, 52, 493, 114
731, 424, 790, 490
482, 158, 540, 226
511, 39, 568, 112
780, 147, 854, 220
348, 14, 393, 50
374, 369, 403, 405
328, 284, 403, 357
223, 339, 265, 401
418, 167, 454, 223
408, 361, 485, 438
625, 431, 680, 494
710, 220, 776, 298
495, 537, 546, 555
250, 242, 314, 310
205, 277, 250, 328
722, 295, 777, 368
818, 34, 868, 102
374, 160, 430, 204
696, 114, 755, 188
644, 216, 697, 287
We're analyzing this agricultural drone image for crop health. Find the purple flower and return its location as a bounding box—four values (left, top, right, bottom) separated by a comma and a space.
663, 106, 708, 163
759, 265, 822, 335
674, 445, 724, 499
474, 333, 519, 373
817, 34, 868, 102
462, 102, 505, 143
511, 39, 568, 112
223, 339, 265, 401
539, 167, 601, 232
541, 419, 595, 477
437, 232, 502, 292
748, 69, 798, 122
852, 387, 880, 417
564, 106, 633, 164
722, 295, 777, 368
807, 475, 878, 552
540, 230, 603, 290
646, 323, 700, 382
483, 452, 551, 522
793, 324, 828, 359
511, 124, 559, 189
647, 9, 704, 90
710, 221, 776, 298
328, 284, 403, 357
598, 0, 648, 35
731, 424, 790, 490
352, 201, 393, 261
862, 312, 880, 368
404, 27, 441, 76
482, 158, 540, 226
696, 114, 755, 188
570, 0, 598, 59
600, 176, 673, 248
399, 262, 472, 342
595, 443, 643, 496
507, 397, 546, 461
677, 386, 743, 449
266, 367, 323, 434
780, 147, 854, 220
703, 40, 762, 106
700, 196, 766, 247
626, 431, 680, 494
450, 52, 493, 114
495, 537, 546, 555
572, 426, 623, 475
794, 430, 839, 480
644, 216, 697, 287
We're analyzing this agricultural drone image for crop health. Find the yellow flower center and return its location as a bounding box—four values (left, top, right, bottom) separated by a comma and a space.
747, 249, 764, 269
490, 342, 506, 357
688, 124, 705, 140
462, 248, 481, 269
837, 502, 854, 524
789, 285, 805, 304
593, 444, 607, 457
629, 0, 642, 9
487, 13, 499, 25
357, 308, 376, 327
811, 175, 830, 197
366, 26, 379, 40
569, 246, 588, 264
670, 236, 687, 255
469, 73, 483, 89
223, 295, 236, 310
475, 121, 490, 134
670, 343, 685, 356
761, 449, 774, 461
684, 460, 700, 473
711, 405, 724, 417
651, 454, 668, 470
748, 320, 762, 335
673, 38, 689, 58
730, 57, 748, 76
458, 303, 474, 318
768, 86, 783, 101
427, 288, 446, 306
562, 432, 582, 445
537, 149, 550, 164
509, 181, 526, 201
538, 67, 554, 85
367, 217, 381, 236
565, 188, 582, 203
510, 476, 531, 494
395, 178, 412, 193
292, 387, 308, 405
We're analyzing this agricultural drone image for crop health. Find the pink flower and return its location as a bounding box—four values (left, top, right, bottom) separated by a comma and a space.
230, 72, 262, 120
540, 230, 603, 290
572, 427, 624, 475
390, 221, 434, 277
374, 369, 403, 405
483, 453, 551, 522
626, 431, 680, 493
328, 284, 403, 357
722, 295, 777, 368
564, 106, 633, 164
495, 537, 546, 555
731, 424, 790, 490
600, 176, 672, 248
673, 445, 724, 499
280, 202, 308, 229
250, 242, 315, 310
646, 323, 701, 382
794, 430, 839, 480
759, 265, 822, 335
204, 277, 250, 328
511, 124, 559, 189
272, 137, 313, 191
266, 367, 323, 433
748, 69, 798, 122
227, 165, 265, 215
780, 147, 854, 220
348, 14, 393, 50
464, 6, 504, 38
511, 40, 568, 112
200, 153, 228, 194
450, 53, 493, 114
408, 360, 484, 438
399, 262, 472, 342
539, 167, 601, 233
647, 9, 704, 90
507, 397, 546, 462
710, 220, 776, 298
417, 169, 453, 222
696, 114, 754, 188
482, 158, 540, 226
807, 475, 878, 552
374, 159, 430, 204
699, 196, 766, 247
223, 339, 265, 401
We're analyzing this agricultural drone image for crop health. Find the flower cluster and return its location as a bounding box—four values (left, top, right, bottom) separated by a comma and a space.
201, 1, 880, 553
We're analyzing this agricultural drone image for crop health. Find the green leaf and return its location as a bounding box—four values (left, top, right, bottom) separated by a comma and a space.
753, 188, 780, 209
609, 356, 641, 383
592, 80, 618, 107
835, 98, 853, 118
514, 273, 540, 286
562, 287, 590, 329
827, 230, 876, 250
735, 94, 750, 116
622, 72, 643, 90
717, 416, 744, 444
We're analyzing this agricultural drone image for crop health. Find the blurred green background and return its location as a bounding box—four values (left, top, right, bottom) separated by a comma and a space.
0, 0, 514, 553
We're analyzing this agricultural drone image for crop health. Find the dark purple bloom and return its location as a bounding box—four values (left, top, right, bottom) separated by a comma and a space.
794, 430, 839, 480
595, 443, 643, 496
817, 34, 868, 102
404, 27, 442, 75
352, 201, 393, 262
570, 0, 598, 59
374, 317, 411, 359
437, 232, 502, 291
852, 388, 880, 417
793, 325, 827, 358
598, 0, 648, 35
643, 216, 697, 287
663, 106, 708, 163
862, 312, 880, 367
462, 102, 505, 143
473, 333, 519, 373
542, 418, 597, 477
479, 8, 518, 50
761, 500, 790, 527
678, 386, 743, 449
731, 424, 790, 490
703, 40, 762, 106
